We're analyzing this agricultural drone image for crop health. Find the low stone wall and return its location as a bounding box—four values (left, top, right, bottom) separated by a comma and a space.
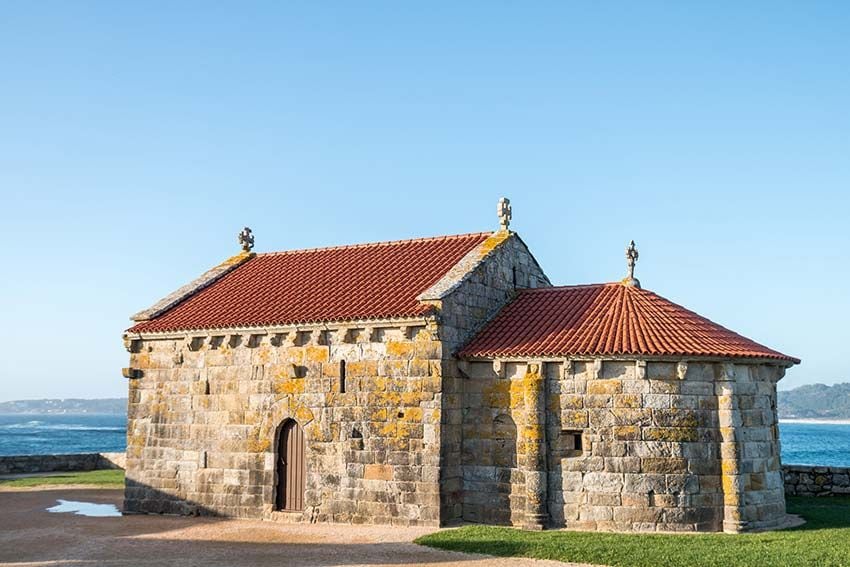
0, 452, 126, 475
783, 465, 850, 496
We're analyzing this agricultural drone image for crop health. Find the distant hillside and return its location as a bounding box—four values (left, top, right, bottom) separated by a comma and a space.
0, 386, 844, 419
779, 383, 850, 420
0, 398, 127, 415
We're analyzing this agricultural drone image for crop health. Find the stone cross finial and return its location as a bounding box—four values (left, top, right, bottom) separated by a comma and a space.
238, 227, 255, 252
497, 197, 512, 231
624, 240, 641, 288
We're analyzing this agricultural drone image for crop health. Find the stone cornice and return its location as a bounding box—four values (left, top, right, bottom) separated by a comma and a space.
123, 314, 435, 341
459, 354, 796, 368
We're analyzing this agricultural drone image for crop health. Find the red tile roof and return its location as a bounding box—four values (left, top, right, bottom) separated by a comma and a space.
128, 232, 492, 333
460, 283, 799, 364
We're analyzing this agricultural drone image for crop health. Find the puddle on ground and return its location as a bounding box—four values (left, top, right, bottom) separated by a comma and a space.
46, 499, 121, 517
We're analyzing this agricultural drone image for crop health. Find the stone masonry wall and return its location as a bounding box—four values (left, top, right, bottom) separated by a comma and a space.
125, 231, 549, 527
125, 322, 443, 525
460, 358, 787, 532
784, 465, 850, 496
0, 452, 125, 475
421, 232, 550, 524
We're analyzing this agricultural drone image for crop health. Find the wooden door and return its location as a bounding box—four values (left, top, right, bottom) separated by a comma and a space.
275, 419, 305, 511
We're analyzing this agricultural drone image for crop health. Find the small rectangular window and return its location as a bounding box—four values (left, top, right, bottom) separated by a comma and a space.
339, 360, 346, 393
561, 429, 583, 457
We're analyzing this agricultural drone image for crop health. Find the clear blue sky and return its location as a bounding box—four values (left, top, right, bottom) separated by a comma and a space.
2, 2, 848, 401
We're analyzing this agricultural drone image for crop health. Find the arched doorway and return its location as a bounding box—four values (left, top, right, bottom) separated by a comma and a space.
275, 419, 305, 511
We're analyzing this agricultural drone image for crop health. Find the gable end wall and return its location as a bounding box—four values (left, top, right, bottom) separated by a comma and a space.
432, 233, 550, 524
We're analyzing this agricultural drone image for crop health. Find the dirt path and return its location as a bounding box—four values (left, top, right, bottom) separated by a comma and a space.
0, 488, 584, 567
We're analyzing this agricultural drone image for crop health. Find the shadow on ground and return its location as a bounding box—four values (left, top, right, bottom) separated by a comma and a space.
0, 488, 569, 567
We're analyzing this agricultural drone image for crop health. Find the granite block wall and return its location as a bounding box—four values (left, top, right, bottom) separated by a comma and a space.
784, 465, 850, 496
421, 231, 550, 524
124, 231, 549, 526
0, 452, 125, 475
460, 358, 787, 532
125, 323, 443, 525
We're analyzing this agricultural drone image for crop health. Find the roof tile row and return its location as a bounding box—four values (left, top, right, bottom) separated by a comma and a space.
459, 283, 798, 363
129, 232, 491, 333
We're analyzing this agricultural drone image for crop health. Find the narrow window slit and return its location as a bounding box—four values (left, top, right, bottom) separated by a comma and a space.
339, 360, 346, 393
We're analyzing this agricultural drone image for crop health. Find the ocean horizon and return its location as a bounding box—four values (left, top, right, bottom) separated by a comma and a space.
0, 413, 125, 457
1, 413, 850, 468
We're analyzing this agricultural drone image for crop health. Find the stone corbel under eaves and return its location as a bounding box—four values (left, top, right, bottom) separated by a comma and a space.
122, 314, 437, 345
458, 355, 795, 376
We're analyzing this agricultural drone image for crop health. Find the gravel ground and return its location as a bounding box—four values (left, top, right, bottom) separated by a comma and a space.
0, 488, 587, 567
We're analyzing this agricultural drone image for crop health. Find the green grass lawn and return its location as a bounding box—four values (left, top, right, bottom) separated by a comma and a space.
0, 469, 124, 488
416, 497, 850, 567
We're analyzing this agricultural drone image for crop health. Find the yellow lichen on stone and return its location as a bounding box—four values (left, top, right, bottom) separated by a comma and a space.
221, 251, 253, 266
614, 425, 641, 440
562, 410, 589, 428
274, 378, 304, 395
305, 346, 329, 363
484, 380, 511, 408
643, 427, 698, 442
477, 231, 511, 256
348, 360, 378, 377
247, 439, 271, 453
256, 346, 271, 364
305, 421, 337, 443
397, 421, 412, 438
414, 340, 441, 359
401, 407, 424, 422
587, 379, 622, 395
523, 423, 544, 441
282, 347, 304, 364
561, 394, 584, 409
721, 460, 740, 476
722, 473, 742, 506
401, 392, 423, 405
408, 359, 429, 377
294, 405, 314, 424
658, 409, 700, 428
413, 328, 433, 342
322, 363, 341, 378
386, 341, 415, 359
380, 360, 408, 377
614, 394, 641, 408
380, 392, 402, 406
126, 433, 145, 459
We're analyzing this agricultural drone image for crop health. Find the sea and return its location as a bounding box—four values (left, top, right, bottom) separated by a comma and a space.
1, 414, 850, 467
0, 414, 126, 456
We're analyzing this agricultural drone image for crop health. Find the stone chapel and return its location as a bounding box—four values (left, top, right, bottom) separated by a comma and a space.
122, 198, 798, 533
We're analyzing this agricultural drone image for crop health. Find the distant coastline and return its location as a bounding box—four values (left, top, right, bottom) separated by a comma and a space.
0, 398, 126, 415
778, 383, 850, 421
780, 418, 850, 425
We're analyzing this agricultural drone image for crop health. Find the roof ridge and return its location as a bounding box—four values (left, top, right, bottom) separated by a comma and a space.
256, 231, 494, 257
519, 282, 620, 293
